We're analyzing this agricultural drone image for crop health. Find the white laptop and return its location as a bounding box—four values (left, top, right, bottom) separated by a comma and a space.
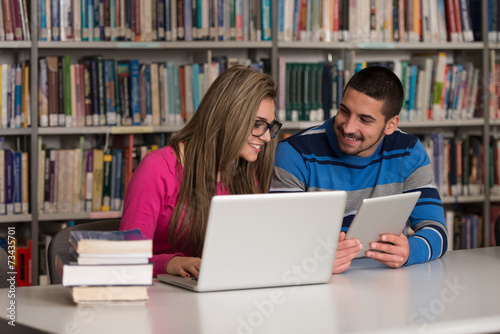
157, 191, 347, 292
345, 192, 421, 258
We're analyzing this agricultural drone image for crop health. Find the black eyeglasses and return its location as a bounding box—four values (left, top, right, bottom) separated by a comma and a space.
251, 120, 283, 139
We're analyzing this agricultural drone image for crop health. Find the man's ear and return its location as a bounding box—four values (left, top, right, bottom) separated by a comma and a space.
384, 115, 399, 135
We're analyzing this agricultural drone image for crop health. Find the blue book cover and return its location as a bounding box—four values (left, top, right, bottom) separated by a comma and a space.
198, 63, 205, 98
93, 0, 101, 40
130, 59, 141, 125
13, 151, 21, 214
81, 0, 89, 41
5, 149, 13, 215
51, 0, 61, 41
144, 64, 152, 125
165, 0, 171, 40
192, 63, 200, 112
14, 64, 22, 128
407, 65, 418, 115
71, 229, 148, 242
261, 0, 271, 40
336, 59, 344, 111
110, 0, 117, 41
69, 229, 152, 254
197, 0, 203, 39
41, 0, 47, 40
468, 0, 481, 41
218, 0, 224, 40
277, 0, 284, 40
292, 0, 299, 40
113, 60, 121, 123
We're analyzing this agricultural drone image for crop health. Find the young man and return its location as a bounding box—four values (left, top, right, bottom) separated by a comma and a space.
271, 66, 447, 274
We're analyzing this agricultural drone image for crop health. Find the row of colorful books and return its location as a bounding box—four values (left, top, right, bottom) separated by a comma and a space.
58, 229, 153, 304
38, 54, 266, 128
278, 0, 479, 43
0, 146, 29, 216
445, 210, 484, 251
0, 0, 31, 41
39, 0, 272, 42
422, 134, 484, 198
489, 50, 500, 120
396, 55, 481, 121
38, 134, 162, 215
278, 54, 482, 123
0, 62, 31, 129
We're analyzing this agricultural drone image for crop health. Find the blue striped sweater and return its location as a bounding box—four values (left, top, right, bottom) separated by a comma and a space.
271, 117, 448, 266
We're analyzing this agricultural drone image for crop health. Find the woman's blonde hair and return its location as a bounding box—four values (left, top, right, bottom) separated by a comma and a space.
169, 65, 278, 256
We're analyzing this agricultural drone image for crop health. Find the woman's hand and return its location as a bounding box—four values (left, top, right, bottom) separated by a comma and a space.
166, 256, 202, 278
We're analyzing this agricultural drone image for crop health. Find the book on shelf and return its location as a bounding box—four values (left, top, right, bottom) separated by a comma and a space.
0, 0, 30, 41
69, 229, 152, 254
101, 147, 112, 212
0, 62, 29, 129
91, 148, 104, 212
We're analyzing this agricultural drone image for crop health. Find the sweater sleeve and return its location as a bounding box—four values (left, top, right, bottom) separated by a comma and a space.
120, 150, 184, 277
270, 141, 308, 192
404, 140, 448, 266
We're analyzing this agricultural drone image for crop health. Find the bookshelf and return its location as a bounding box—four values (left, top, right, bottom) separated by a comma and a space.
0, 0, 495, 285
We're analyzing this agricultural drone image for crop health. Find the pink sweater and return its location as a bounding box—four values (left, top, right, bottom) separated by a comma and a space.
120, 146, 226, 277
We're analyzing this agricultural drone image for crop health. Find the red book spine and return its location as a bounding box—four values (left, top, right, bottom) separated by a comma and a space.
2, 0, 14, 40
124, 134, 134, 194
179, 66, 186, 121
10, 0, 22, 40
134, 0, 141, 41
177, 0, 184, 40
444, 0, 457, 41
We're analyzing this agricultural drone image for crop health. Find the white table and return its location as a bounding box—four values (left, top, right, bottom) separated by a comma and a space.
1, 247, 499, 334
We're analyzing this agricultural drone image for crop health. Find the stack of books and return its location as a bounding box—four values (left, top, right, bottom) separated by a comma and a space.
57, 229, 153, 305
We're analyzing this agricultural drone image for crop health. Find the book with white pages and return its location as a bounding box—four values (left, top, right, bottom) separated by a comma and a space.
70, 248, 151, 265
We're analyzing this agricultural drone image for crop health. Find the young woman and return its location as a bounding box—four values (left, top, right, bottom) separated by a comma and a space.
120, 65, 281, 278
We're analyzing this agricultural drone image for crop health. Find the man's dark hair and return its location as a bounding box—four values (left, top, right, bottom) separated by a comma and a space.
343, 66, 404, 120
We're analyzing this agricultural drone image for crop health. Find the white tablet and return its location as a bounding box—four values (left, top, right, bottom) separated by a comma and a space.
345, 192, 421, 258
